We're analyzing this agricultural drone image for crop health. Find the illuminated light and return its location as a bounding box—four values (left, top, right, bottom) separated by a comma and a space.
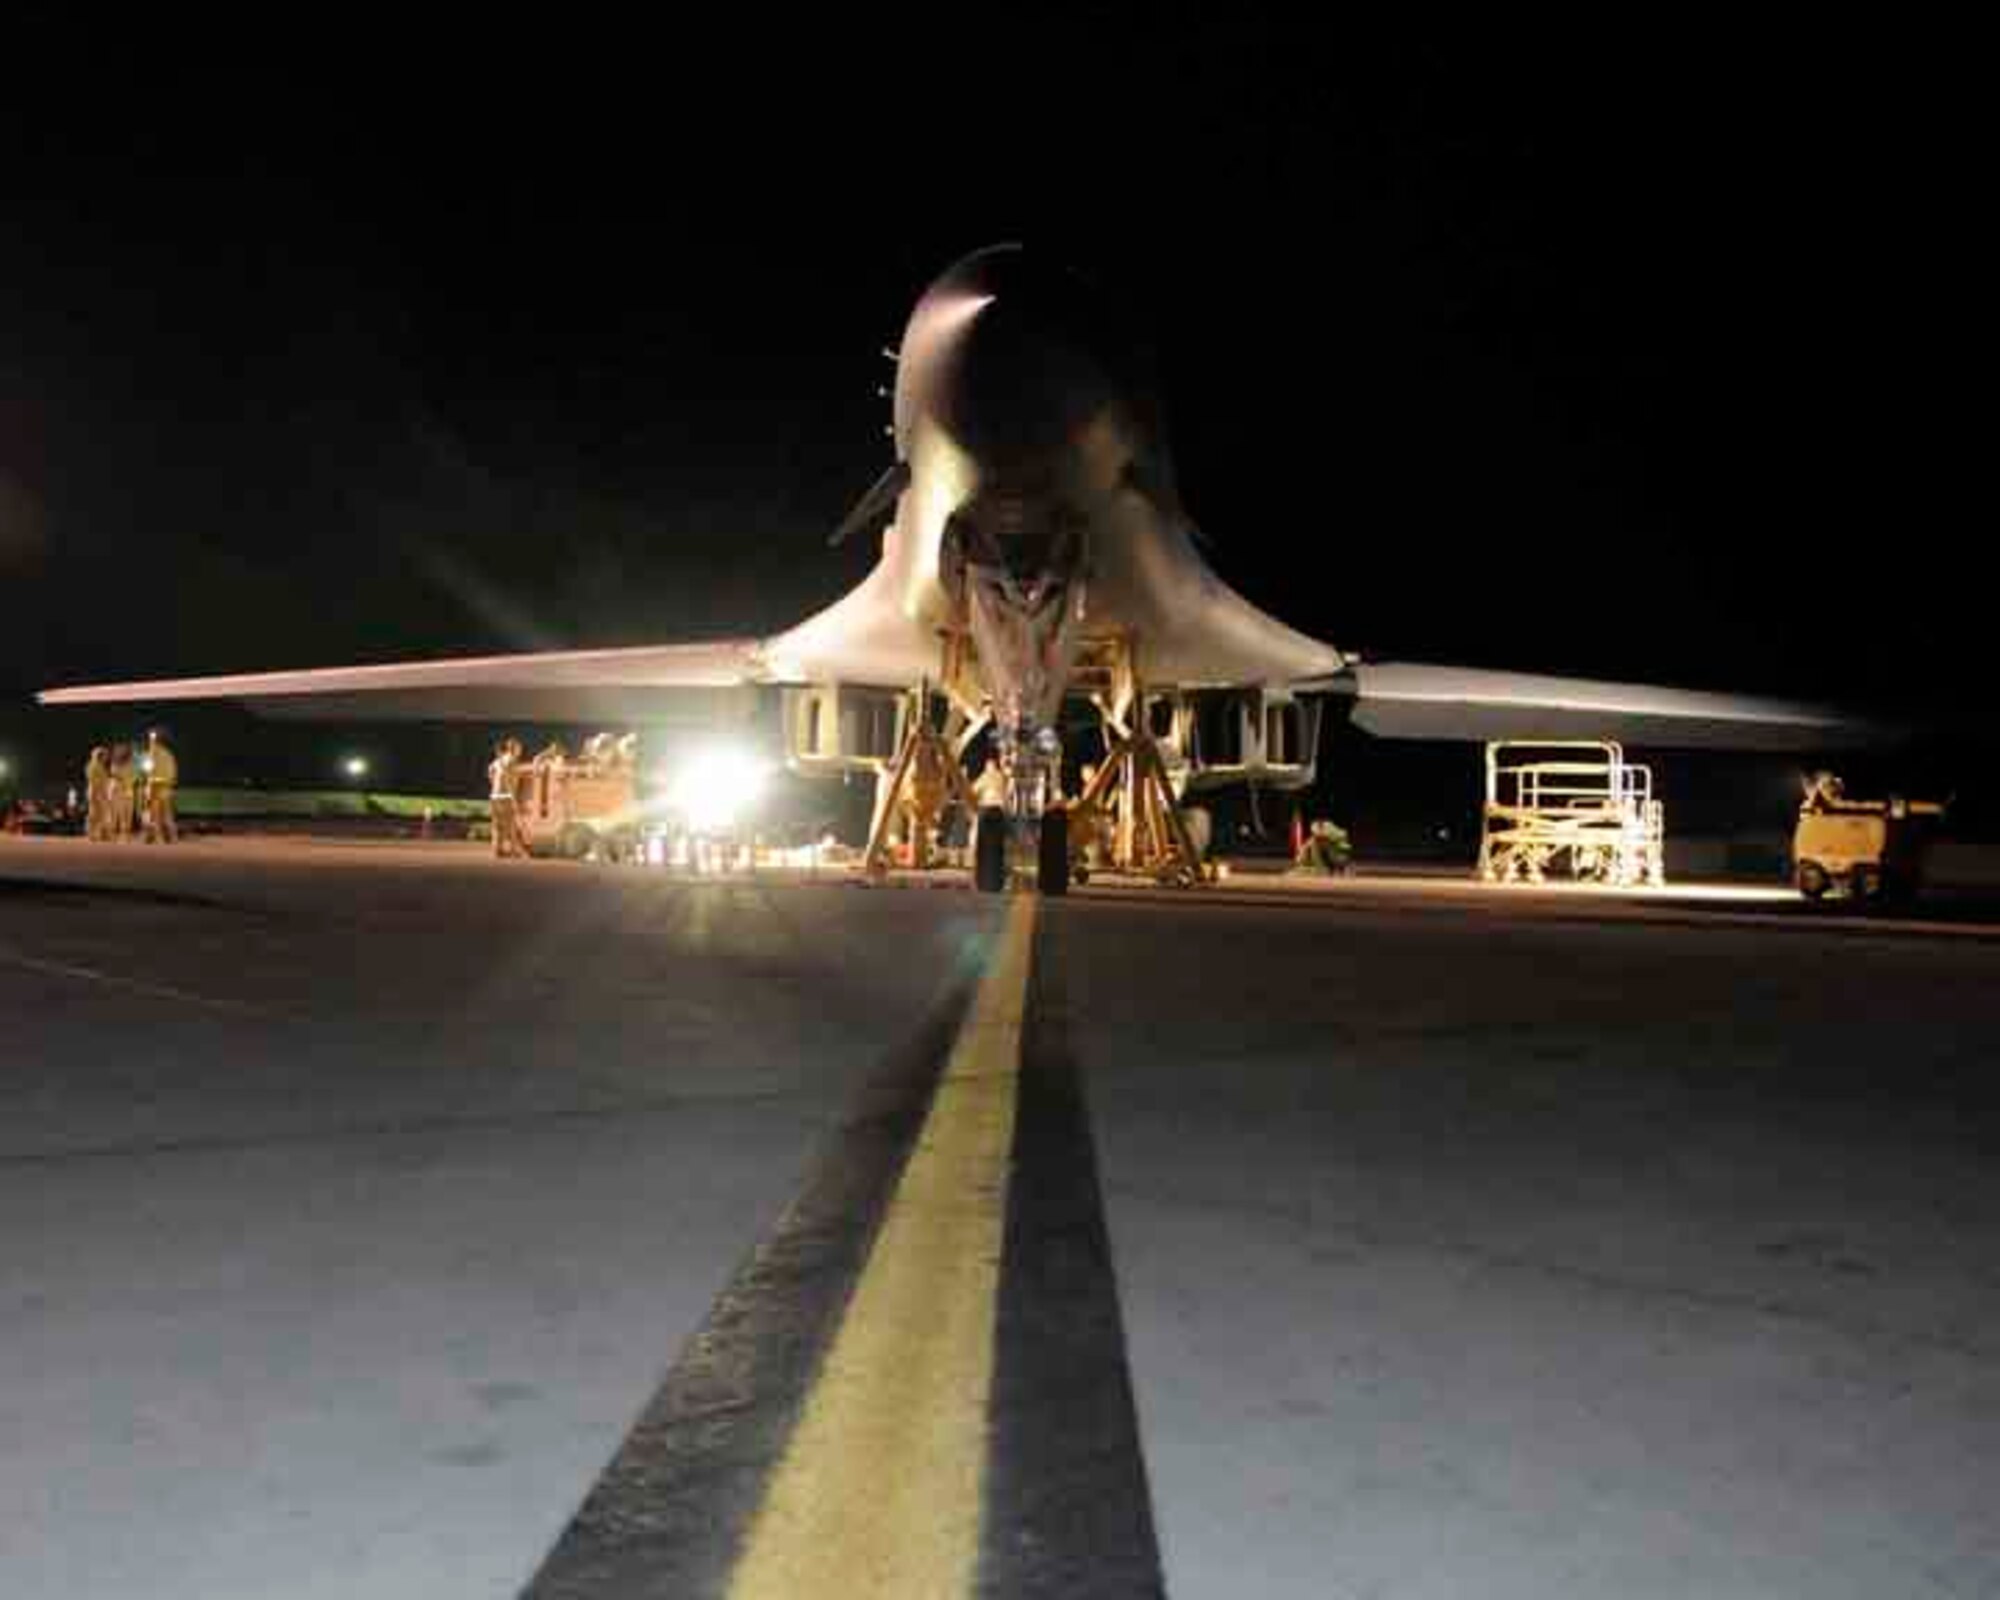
1473, 878, 1801, 906
668, 744, 770, 834
342, 755, 370, 780
0, 757, 11, 781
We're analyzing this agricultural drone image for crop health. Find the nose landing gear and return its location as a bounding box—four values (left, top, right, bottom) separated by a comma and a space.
1035, 806, 1070, 897
968, 804, 1071, 896
973, 805, 1008, 893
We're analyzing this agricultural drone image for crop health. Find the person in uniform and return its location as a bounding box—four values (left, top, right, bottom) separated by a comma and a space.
84, 747, 111, 841
107, 744, 137, 841
488, 737, 529, 859
140, 730, 179, 843
1801, 770, 1847, 813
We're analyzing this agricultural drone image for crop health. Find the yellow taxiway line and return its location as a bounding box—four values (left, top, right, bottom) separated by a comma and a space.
725, 893, 1038, 1599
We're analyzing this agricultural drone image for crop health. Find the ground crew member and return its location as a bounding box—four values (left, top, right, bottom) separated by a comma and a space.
85, 747, 111, 841
107, 744, 136, 841
1801, 771, 1847, 812
527, 740, 568, 837
140, 731, 179, 843
488, 737, 529, 859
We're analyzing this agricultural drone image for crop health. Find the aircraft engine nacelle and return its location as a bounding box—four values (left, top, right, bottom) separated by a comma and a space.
781, 684, 908, 772
1178, 686, 1323, 795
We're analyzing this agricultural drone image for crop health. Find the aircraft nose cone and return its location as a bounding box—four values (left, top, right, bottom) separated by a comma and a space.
936, 291, 1110, 467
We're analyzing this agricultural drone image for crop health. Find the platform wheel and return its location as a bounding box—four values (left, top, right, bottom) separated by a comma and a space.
1850, 864, 1882, 902
973, 806, 1008, 894
1796, 860, 1830, 899
1036, 808, 1070, 897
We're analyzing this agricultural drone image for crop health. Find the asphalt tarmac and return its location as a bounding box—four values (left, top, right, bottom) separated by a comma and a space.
3, 836, 1997, 1599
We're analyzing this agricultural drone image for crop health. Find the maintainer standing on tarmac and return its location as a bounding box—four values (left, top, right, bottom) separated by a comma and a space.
141, 730, 179, 844
488, 737, 529, 859
84, 746, 111, 841
106, 744, 137, 841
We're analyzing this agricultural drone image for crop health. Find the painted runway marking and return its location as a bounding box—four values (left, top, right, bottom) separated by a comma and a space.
723, 894, 1037, 1600
520, 925, 1001, 1599
521, 894, 1163, 1599
0, 945, 287, 1020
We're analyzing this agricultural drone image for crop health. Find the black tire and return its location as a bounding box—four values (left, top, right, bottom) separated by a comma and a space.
973, 806, 1008, 893
1037, 808, 1070, 897
1850, 865, 1882, 902
1796, 860, 1829, 900
560, 823, 595, 861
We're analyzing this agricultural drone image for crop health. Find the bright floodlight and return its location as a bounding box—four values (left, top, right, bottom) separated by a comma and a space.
669, 744, 768, 833
343, 755, 369, 780
0, 757, 11, 780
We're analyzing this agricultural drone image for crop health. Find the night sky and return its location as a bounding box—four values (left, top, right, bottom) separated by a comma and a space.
0, 22, 1981, 814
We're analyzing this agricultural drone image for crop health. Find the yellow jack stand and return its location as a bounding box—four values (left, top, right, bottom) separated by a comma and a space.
862, 687, 980, 877
1067, 634, 1210, 886
1069, 724, 1207, 885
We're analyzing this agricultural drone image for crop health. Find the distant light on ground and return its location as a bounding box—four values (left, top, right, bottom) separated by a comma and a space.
343, 755, 370, 780
1500, 879, 1798, 905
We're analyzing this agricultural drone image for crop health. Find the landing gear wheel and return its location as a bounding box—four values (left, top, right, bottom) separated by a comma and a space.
973, 807, 1008, 894
1036, 809, 1070, 897
1796, 860, 1829, 900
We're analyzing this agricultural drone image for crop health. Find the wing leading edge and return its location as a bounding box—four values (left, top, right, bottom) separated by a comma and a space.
37, 640, 769, 724
1340, 661, 1886, 751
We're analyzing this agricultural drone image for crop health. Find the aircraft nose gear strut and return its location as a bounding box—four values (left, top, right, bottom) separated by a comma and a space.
863, 626, 1213, 895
